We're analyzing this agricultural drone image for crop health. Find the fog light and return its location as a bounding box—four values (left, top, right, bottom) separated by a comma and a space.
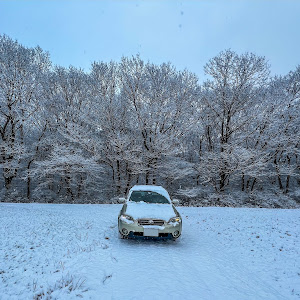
173, 230, 180, 237
122, 228, 129, 235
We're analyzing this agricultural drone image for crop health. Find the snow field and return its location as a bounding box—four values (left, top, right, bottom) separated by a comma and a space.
0, 203, 299, 299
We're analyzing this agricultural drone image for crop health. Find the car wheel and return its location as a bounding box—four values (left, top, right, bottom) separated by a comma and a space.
118, 231, 125, 239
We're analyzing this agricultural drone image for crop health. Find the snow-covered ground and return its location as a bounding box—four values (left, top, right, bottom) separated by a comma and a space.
0, 203, 299, 300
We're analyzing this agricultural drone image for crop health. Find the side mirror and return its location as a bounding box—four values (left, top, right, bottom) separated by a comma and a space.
172, 199, 179, 205
118, 197, 126, 204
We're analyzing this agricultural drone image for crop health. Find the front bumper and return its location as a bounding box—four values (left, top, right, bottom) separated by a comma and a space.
118, 218, 182, 239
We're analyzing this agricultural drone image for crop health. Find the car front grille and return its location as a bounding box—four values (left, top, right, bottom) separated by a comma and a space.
138, 219, 165, 226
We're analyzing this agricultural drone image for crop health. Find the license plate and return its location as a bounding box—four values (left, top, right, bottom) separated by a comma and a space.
143, 228, 159, 237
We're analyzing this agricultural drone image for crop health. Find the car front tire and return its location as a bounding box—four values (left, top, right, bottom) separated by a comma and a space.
118, 231, 126, 239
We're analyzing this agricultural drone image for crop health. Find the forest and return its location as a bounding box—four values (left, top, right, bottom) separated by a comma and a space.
0, 34, 299, 207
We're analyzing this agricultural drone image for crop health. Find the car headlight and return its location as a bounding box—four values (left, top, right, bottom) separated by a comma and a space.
120, 214, 134, 221
168, 217, 181, 223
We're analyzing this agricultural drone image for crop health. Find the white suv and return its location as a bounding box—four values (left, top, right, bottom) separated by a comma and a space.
118, 185, 182, 240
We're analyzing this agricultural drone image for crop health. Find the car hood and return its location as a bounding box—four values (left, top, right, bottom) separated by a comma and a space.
125, 201, 176, 221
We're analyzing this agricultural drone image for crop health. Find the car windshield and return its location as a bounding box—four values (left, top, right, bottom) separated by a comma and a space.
129, 191, 170, 204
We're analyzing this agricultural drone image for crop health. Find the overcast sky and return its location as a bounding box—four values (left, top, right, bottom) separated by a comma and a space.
1, 0, 300, 80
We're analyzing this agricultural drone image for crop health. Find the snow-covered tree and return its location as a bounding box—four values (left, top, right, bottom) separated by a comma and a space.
195, 50, 270, 192
119, 56, 199, 188
0, 34, 50, 199
1, 34, 299, 206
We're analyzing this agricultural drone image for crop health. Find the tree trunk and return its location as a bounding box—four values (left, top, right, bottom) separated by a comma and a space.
27, 160, 34, 200
125, 163, 132, 195
285, 175, 290, 194
241, 173, 245, 191
250, 178, 257, 192
116, 159, 121, 193
4, 175, 13, 190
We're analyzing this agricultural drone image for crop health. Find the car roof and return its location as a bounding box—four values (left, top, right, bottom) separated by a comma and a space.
128, 185, 171, 202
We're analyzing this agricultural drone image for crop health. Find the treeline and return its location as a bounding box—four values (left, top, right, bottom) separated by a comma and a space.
0, 34, 299, 207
